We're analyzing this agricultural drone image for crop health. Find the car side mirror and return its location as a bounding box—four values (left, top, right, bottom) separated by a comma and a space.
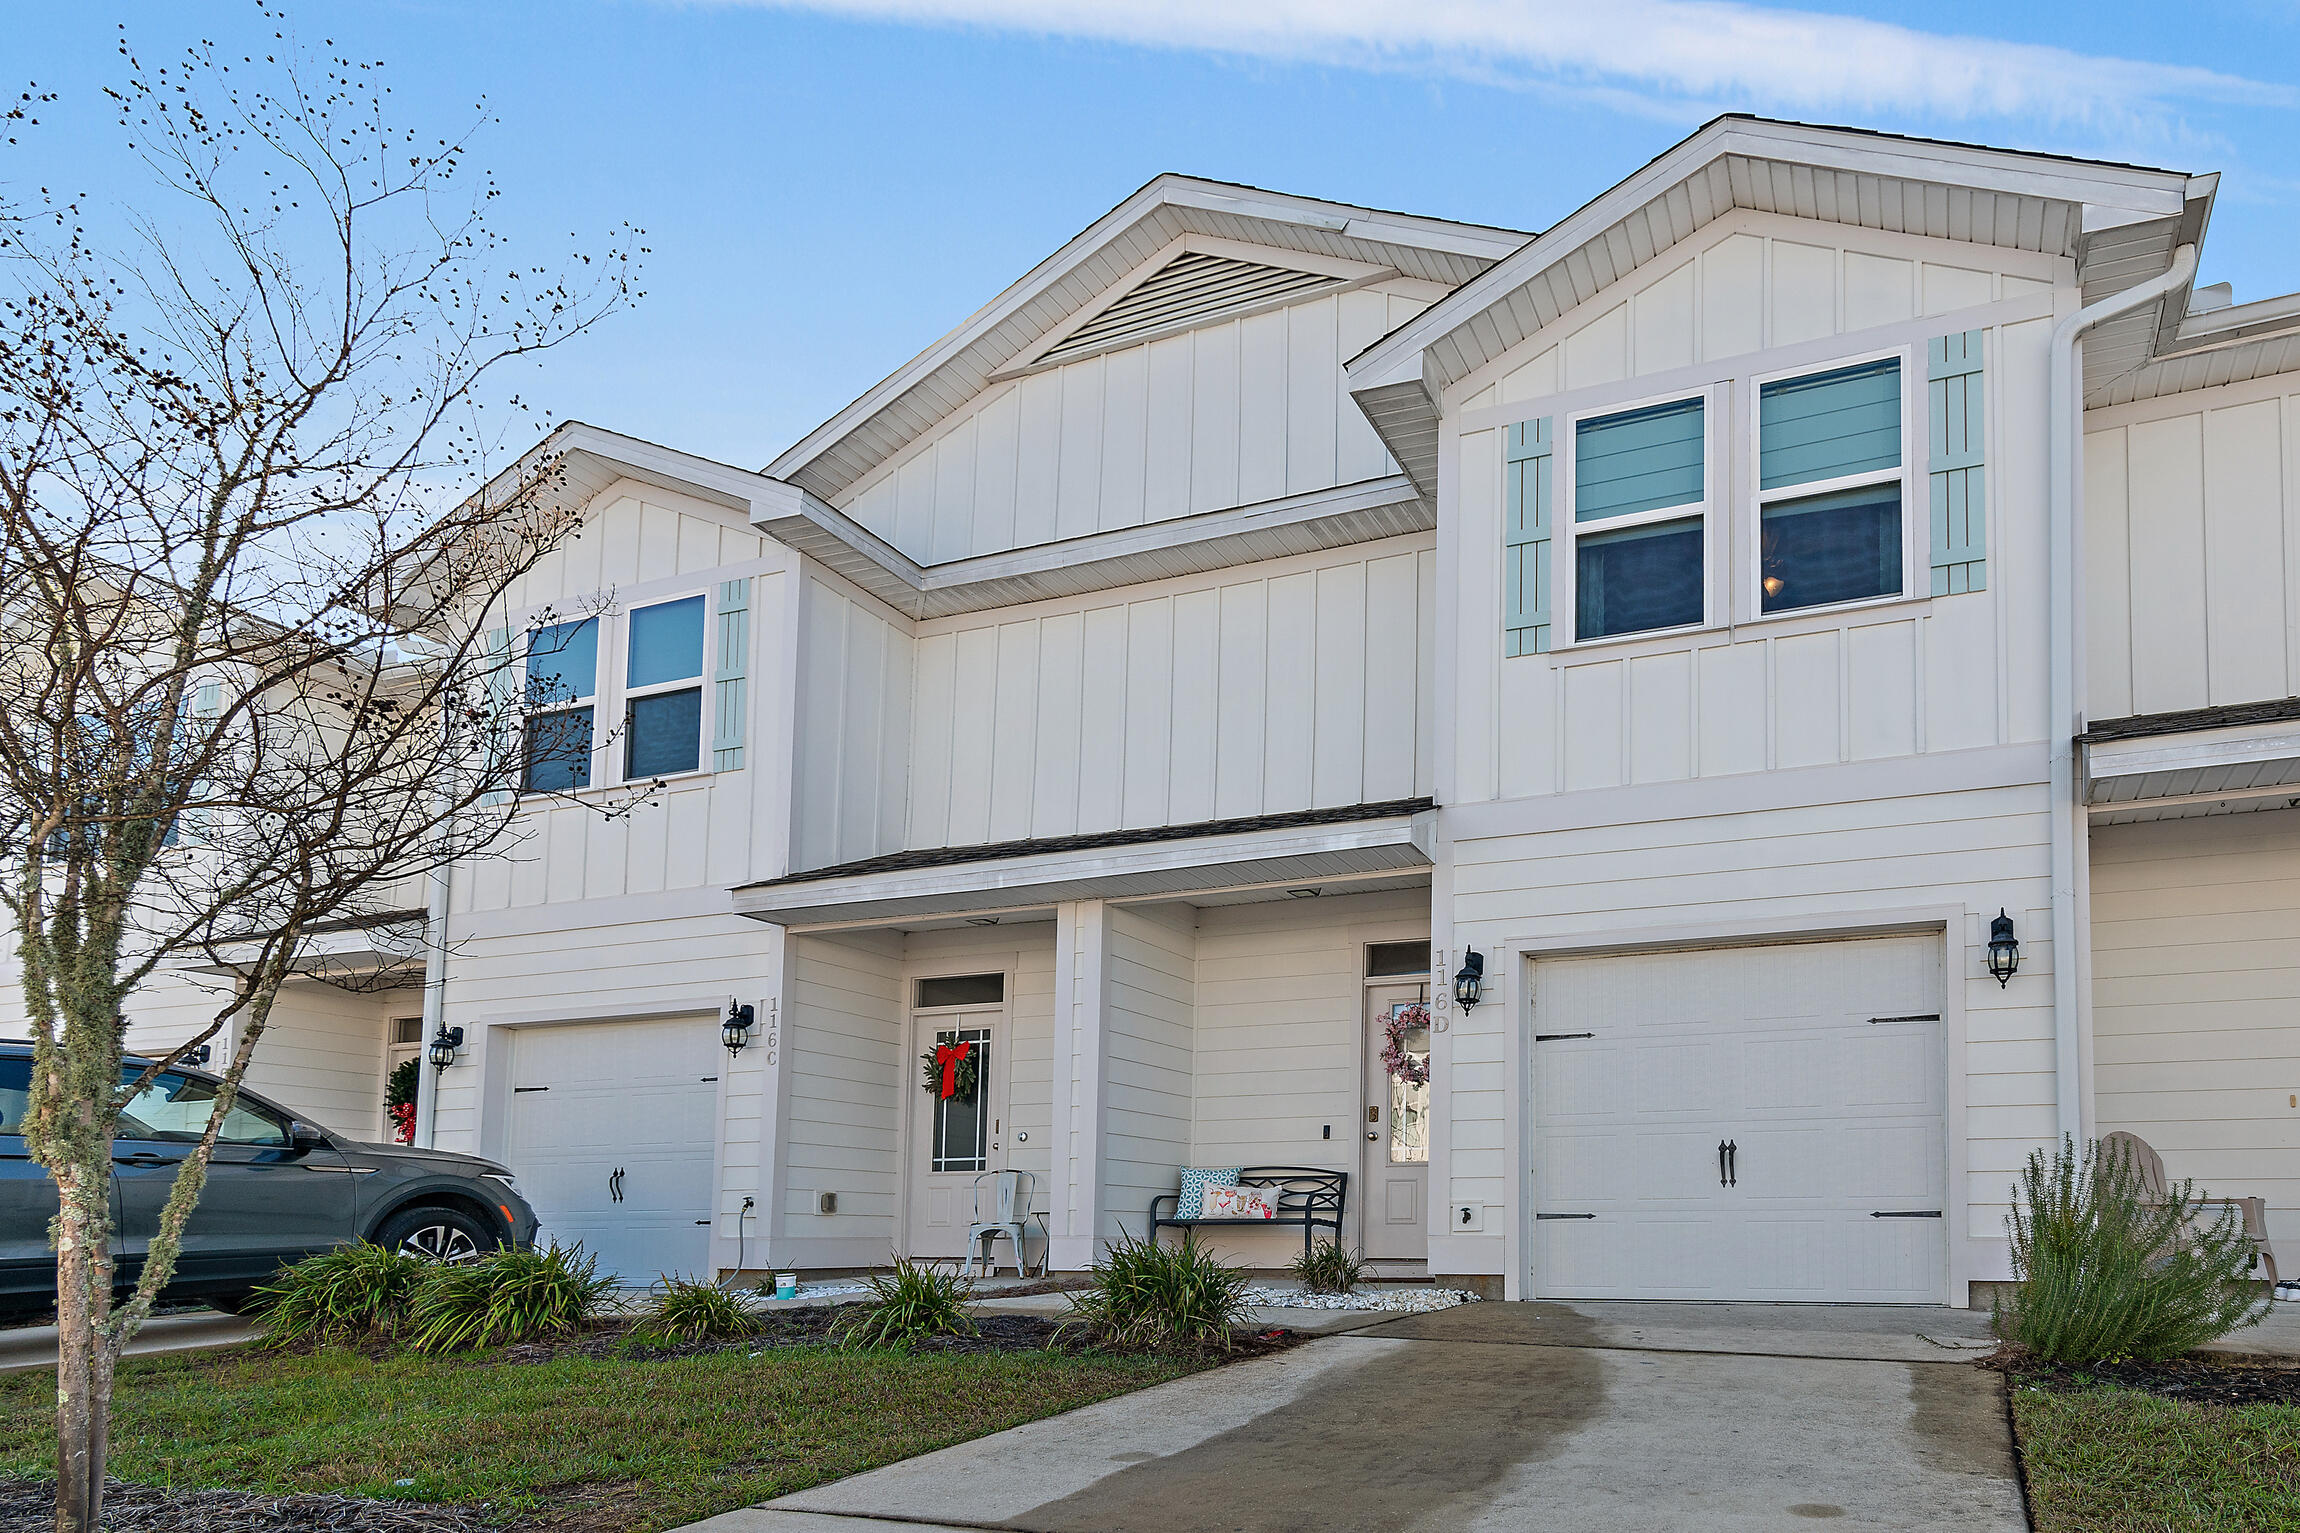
288, 1122, 328, 1152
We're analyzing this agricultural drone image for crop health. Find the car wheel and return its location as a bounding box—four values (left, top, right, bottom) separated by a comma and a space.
375, 1205, 492, 1265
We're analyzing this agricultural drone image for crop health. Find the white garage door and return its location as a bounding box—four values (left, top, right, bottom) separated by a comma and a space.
1532, 934, 1945, 1303
505, 1017, 721, 1284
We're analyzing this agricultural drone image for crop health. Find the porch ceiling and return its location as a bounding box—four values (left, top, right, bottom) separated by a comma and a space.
734, 802, 1437, 928
2083, 703, 2300, 823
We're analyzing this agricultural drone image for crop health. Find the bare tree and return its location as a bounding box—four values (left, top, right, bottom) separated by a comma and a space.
0, 15, 642, 1528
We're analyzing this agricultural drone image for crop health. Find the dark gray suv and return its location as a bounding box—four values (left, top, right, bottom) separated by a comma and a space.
0, 1042, 538, 1315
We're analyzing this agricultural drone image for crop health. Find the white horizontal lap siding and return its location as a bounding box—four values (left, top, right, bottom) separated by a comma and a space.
792, 577, 913, 873
239, 983, 395, 1140
2083, 377, 2300, 721
1448, 781, 2055, 1267
1187, 889, 1428, 1263
1445, 213, 2057, 809
1100, 906, 1195, 1243
2092, 811, 2300, 1252
784, 932, 903, 1244
838, 284, 1431, 567
904, 538, 1434, 851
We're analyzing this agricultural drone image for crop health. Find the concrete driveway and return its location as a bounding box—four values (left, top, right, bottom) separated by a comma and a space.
686, 1299, 2028, 1533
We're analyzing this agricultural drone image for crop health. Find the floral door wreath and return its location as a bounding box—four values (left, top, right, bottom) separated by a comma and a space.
1381, 1003, 1432, 1087
921, 1035, 980, 1101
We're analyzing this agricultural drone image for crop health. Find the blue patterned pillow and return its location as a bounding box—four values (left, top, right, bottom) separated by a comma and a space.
1177, 1167, 1240, 1220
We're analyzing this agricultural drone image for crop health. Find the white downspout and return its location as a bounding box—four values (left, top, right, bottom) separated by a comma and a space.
2046, 241, 2196, 1143
413, 696, 457, 1150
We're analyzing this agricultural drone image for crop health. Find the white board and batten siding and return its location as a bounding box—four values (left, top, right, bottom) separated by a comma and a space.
1444, 213, 2060, 807
792, 575, 914, 873
905, 537, 1436, 851
2084, 376, 2300, 721
839, 284, 1435, 567
2092, 810, 2300, 1252
1532, 934, 1947, 1303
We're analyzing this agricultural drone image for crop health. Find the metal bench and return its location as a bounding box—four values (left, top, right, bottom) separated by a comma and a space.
1148, 1167, 1348, 1260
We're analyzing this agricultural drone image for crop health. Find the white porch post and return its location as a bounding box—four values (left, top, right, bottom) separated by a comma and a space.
1049, 898, 1112, 1270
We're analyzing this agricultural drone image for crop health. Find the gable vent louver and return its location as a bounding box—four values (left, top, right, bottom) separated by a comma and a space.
1035, 252, 1345, 365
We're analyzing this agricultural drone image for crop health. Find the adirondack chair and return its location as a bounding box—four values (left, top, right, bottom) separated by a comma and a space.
2101, 1131, 2279, 1287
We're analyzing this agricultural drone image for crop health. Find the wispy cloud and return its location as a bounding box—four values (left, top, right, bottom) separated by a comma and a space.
712, 0, 2292, 128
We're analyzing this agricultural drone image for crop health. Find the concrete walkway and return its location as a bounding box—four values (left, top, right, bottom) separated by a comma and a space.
685, 1300, 2031, 1533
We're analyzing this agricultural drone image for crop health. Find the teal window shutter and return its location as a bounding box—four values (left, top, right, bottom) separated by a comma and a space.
1759, 359, 1901, 490
1927, 331, 1987, 595
711, 578, 750, 771
1504, 419, 1554, 656
1573, 397, 1704, 522
478, 624, 515, 806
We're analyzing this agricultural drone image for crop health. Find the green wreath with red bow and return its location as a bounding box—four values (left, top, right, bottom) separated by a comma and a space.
921, 1034, 980, 1101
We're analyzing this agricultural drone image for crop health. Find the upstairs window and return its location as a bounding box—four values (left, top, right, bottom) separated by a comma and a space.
1571, 395, 1708, 641
1756, 357, 1905, 614
523, 618, 597, 792
624, 595, 706, 779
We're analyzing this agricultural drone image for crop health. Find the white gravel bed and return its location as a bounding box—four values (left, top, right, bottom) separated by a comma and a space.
1240, 1285, 1480, 1313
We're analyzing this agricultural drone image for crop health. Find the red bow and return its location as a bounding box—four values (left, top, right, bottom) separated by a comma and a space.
933, 1040, 972, 1099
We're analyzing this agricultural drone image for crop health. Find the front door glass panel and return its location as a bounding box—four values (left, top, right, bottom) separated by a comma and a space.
1387, 1003, 1430, 1165
929, 1027, 991, 1174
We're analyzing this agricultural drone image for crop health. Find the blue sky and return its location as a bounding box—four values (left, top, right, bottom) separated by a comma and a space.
12, 1, 2300, 471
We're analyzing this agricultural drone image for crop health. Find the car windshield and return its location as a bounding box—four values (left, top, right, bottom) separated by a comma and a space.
116, 1070, 287, 1146
0, 1057, 27, 1134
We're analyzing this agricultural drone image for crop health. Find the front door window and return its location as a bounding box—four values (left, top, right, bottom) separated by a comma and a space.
929, 1027, 991, 1174
1386, 1003, 1430, 1165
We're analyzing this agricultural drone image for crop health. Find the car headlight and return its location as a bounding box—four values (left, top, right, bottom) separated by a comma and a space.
483, 1172, 519, 1194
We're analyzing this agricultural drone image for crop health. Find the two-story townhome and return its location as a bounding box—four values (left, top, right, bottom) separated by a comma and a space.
71, 116, 2300, 1309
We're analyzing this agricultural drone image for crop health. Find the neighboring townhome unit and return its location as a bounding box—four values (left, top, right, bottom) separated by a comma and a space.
207, 116, 2294, 1311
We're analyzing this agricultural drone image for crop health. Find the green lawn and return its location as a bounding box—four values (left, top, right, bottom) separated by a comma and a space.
0, 1341, 1196, 1531
2013, 1384, 2300, 1533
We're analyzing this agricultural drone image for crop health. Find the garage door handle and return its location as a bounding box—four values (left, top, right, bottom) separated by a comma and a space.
1727, 1140, 1736, 1188
609, 1167, 624, 1204
1718, 1140, 1728, 1188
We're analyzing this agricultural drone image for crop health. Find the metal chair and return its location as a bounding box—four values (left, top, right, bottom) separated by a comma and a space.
2102, 1130, 2280, 1287
965, 1169, 1046, 1278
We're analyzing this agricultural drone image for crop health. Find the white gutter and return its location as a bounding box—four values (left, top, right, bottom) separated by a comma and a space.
2046, 241, 2197, 1143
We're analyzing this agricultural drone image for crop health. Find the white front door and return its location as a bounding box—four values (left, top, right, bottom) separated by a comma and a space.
906, 1011, 1004, 1260
1363, 982, 1431, 1261
1532, 934, 1946, 1303
504, 1017, 721, 1285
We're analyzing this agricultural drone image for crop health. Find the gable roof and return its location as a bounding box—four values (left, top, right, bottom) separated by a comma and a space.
1345, 116, 2215, 495
763, 175, 1529, 508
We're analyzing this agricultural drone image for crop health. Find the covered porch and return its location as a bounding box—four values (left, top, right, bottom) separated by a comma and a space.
735, 802, 1448, 1279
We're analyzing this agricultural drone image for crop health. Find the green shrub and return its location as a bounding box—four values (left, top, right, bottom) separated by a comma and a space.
1995, 1135, 2269, 1364
256, 1242, 427, 1346
832, 1256, 976, 1349
404, 1242, 613, 1354
1063, 1232, 1249, 1352
635, 1274, 759, 1344
1289, 1238, 1366, 1296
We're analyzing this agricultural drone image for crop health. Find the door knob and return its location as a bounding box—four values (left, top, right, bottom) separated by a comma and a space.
1367, 1130, 1380, 1141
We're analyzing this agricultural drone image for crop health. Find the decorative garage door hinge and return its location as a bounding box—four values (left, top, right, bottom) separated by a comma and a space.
1871, 1210, 1943, 1218
1536, 1212, 1597, 1220
1534, 1032, 1595, 1042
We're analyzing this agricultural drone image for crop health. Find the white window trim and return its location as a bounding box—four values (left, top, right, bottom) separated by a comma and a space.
1743, 344, 1920, 625
516, 590, 720, 795
1557, 384, 1720, 650
520, 616, 604, 794
617, 590, 715, 785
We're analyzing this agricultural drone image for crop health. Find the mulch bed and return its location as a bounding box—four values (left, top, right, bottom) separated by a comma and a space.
1987, 1347, 2300, 1408
0, 1479, 493, 1532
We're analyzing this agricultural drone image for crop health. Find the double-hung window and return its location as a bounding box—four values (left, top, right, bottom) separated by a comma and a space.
623, 595, 706, 779
523, 618, 598, 791
1569, 395, 1709, 641
1754, 356, 1906, 615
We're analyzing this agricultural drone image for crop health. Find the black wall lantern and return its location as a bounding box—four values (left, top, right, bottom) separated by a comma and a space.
1453, 948, 1486, 1011
723, 1001, 756, 1056
1986, 909, 2021, 988
427, 1024, 464, 1072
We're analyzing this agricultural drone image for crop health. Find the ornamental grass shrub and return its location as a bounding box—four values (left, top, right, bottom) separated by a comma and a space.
1994, 1134, 2268, 1364
832, 1256, 977, 1349
635, 1274, 759, 1344
1063, 1232, 1249, 1353
256, 1242, 428, 1346
1289, 1238, 1366, 1296
404, 1242, 613, 1354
